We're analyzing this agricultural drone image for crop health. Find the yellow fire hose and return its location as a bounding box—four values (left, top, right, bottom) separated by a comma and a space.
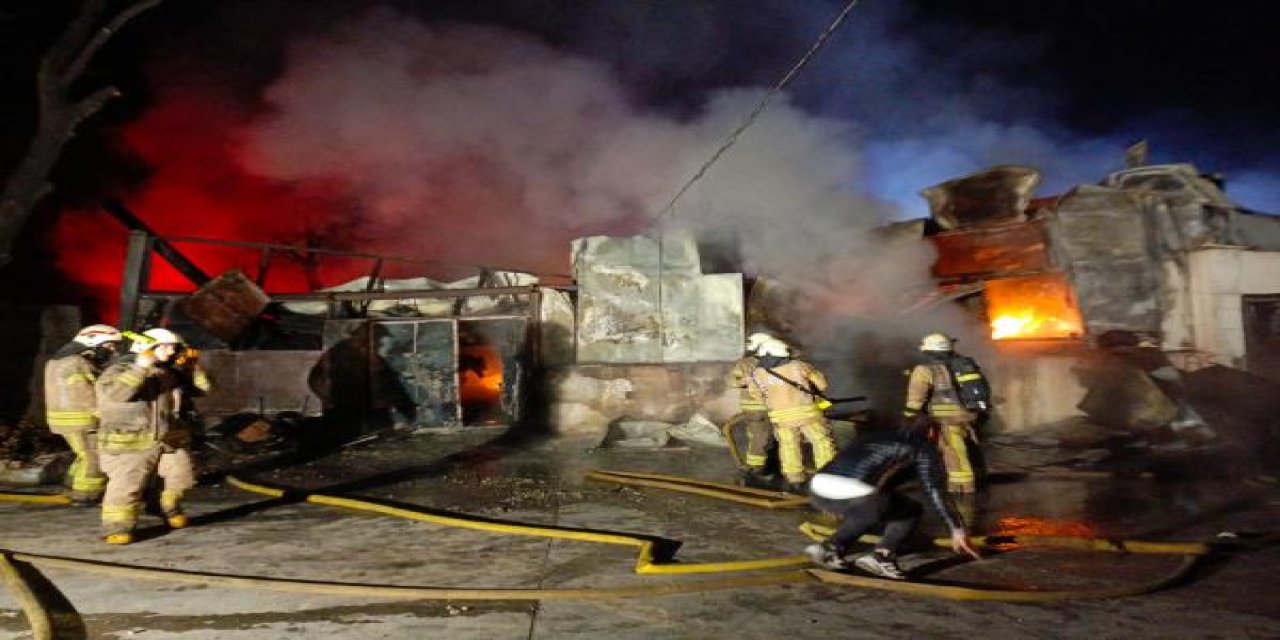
721, 413, 750, 468
0, 554, 53, 640
228, 475, 812, 575
0, 548, 808, 602
586, 469, 1213, 602
584, 468, 810, 509
796, 521, 1211, 556
232, 470, 1212, 603
0, 492, 71, 505
807, 557, 1201, 602
0, 466, 1231, 639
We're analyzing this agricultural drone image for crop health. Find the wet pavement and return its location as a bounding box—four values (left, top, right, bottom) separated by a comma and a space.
1, 428, 1277, 639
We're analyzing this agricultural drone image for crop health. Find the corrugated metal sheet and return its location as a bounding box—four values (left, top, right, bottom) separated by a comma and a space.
573, 231, 743, 363
1050, 185, 1164, 335
931, 221, 1052, 280
919, 165, 1040, 230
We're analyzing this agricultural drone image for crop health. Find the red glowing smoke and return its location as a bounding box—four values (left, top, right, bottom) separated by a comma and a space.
53, 89, 376, 322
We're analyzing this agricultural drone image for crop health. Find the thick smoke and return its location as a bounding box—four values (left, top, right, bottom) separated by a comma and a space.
54, 0, 1274, 397
239, 9, 951, 320
226, 6, 988, 400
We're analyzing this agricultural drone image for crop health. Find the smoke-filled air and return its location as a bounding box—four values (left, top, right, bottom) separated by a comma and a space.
50, 0, 1275, 365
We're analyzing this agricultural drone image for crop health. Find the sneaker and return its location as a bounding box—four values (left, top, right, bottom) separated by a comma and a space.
854, 552, 907, 580
166, 513, 189, 529
804, 543, 850, 570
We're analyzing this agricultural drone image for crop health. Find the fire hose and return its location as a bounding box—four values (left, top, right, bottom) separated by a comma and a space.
0, 469, 1227, 638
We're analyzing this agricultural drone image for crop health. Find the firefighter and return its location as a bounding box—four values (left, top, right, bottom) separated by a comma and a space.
43, 324, 123, 505
95, 328, 211, 545
748, 337, 837, 491
805, 420, 982, 579
904, 332, 988, 493
729, 332, 776, 476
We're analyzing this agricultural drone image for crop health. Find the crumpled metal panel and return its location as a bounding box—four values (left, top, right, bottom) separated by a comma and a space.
177, 269, 270, 343
1050, 185, 1164, 335
931, 221, 1052, 280
1102, 164, 1232, 249
660, 273, 744, 363
919, 165, 1041, 230
574, 231, 744, 363
574, 234, 663, 363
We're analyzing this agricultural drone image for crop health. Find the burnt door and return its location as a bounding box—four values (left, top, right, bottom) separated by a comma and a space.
458, 318, 527, 426
1243, 295, 1280, 384
371, 320, 459, 428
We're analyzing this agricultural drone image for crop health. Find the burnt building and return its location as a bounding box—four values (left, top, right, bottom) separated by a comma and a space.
920, 162, 1280, 431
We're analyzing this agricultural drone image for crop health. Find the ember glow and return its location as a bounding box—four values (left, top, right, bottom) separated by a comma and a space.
51, 90, 362, 321
984, 273, 1084, 340
459, 344, 504, 406
987, 515, 1099, 551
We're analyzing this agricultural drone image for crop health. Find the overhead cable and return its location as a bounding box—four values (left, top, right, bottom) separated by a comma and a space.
648, 0, 861, 229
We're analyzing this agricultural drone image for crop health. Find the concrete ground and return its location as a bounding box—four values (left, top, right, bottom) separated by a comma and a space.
1, 428, 1277, 639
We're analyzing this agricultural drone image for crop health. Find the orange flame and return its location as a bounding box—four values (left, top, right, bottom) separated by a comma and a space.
459, 344, 504, 405
984, 274, 1084, 340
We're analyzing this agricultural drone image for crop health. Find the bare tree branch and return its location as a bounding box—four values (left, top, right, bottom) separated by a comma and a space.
0, 0, 170, 267
64, 0, 168, 88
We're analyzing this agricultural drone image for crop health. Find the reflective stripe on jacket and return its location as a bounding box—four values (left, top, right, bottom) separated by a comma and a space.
748, 359, 828, 422
905, 362, 975, 421
44, 353, 100, 433
96, 358, 205, 452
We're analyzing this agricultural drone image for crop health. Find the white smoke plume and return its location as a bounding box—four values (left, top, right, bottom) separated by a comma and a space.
239, 8, 965, 346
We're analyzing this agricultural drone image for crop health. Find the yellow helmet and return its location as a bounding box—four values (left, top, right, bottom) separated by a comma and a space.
130, 327, 183, 353
920, 332, 955, 352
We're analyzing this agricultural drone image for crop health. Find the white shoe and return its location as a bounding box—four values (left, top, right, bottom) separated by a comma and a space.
854, 552, 907, 580
804, 543, 849, 570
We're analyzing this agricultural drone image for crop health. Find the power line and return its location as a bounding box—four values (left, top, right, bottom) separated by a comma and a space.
647, 0, 862, 230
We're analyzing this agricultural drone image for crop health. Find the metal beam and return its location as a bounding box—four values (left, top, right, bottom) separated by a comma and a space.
102, 200, 212, 287
118, 230, 151, 330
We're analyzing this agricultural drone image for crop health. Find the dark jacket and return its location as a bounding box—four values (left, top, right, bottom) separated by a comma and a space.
816, 428, 963, 531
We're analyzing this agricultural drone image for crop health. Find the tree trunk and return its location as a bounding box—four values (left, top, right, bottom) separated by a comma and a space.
0, 0, 166, 268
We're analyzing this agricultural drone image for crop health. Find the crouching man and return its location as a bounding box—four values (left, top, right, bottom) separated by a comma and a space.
805, 419, 982, 579
96, 328, 210, 545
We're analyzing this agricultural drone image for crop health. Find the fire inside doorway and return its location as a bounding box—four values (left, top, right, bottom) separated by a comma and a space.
372, 317, 527, 429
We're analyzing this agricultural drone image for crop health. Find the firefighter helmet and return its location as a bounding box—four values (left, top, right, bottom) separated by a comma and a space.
73, 324, 123, 348
745, 332, 773, 354
756, 337, 791, 358
919, 332, 955, 352
130, 327, 183, 353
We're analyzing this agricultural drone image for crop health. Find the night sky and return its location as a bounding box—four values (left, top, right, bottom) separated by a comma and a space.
1, 0, 1278, 314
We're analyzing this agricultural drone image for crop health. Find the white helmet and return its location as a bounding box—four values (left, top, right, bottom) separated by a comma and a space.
745, 332, 773, 354
756, 337, 791, 358
131, 327, 183, 353
73, 324, 123, 348
920, 332, 955, 352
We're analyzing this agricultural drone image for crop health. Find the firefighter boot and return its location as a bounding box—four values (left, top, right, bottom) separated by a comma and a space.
161, 491, 189, 529
104, 532, 133, 545
102, 503, 139, 545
